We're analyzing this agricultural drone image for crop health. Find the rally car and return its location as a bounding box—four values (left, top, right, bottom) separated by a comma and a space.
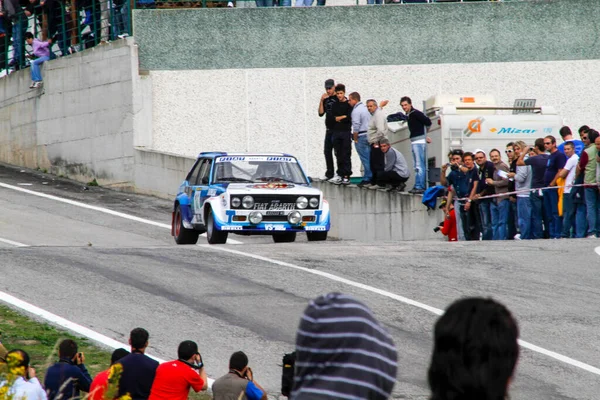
171, 152, 330, 244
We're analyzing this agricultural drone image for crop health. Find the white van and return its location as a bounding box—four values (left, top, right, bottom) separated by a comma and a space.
387, 95, 564, 189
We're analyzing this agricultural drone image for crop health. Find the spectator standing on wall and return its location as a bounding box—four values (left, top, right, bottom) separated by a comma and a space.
376, 138, 409, 192
400, 96, 431, 194
118, 327, 159, 400
543, 135, 567, 239
326, 84, 353, 185
25, 32, 51, 89
349, 92, 372, 187
4, 0, 25, 70
41, 0, 69, 57
318, 79, 338, 182
148, 340, 208, 400
365, 99, 388, 189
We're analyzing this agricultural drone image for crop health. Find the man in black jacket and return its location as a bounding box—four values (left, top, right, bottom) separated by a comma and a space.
326, 84, 352, 185
473, 150, 495, 240
318, 79, 338, 181
400, 96, 431, 194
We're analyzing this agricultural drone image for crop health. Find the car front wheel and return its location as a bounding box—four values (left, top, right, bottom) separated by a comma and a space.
307, 231, 327, 241
272, 232, 296, 243
206, 208, 228, 245
174, 205, 200, 245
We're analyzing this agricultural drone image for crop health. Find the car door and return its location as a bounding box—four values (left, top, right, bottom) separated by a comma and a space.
191, 159, 213, 225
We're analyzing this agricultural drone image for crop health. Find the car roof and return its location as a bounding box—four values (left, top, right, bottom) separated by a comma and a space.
196, 152, 294, 159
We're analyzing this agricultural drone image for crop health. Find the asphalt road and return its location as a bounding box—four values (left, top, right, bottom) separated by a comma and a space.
1, 164, 599, 400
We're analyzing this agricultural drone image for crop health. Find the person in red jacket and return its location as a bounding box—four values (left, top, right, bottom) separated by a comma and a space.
89, 348, 130, 400
441, 203, 458, 242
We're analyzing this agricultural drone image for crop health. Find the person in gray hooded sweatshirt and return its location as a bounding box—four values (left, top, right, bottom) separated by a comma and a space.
372, 138, 410, 192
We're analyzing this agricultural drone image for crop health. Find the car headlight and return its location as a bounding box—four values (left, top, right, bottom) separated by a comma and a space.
296, 196, 308, 209
242, 196, 254, 209
288, 211, 302, 225
231, 197, 241, 208
309, 197, 319, 208
249, 211, 263, 224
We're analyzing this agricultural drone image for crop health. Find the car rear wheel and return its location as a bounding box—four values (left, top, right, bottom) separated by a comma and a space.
206, 208, 228, 245
307, 231, 328, 241
272, 232, 296, 243
174, 205, 200, 245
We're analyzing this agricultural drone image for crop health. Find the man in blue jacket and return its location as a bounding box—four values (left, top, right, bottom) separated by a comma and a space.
400, 96, 432, 194
45, 339, 92, 400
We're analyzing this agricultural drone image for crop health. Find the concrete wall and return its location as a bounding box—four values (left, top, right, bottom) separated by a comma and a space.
133, 0, 600, 71
147, 59, 600, 179
0, 38, 148, 189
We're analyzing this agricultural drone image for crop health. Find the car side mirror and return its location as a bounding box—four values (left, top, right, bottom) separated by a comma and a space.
307, 176, 313, 183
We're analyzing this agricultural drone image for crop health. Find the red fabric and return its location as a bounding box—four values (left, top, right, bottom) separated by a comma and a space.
579, 150, 589, 170
441, 209, 457, 242
89, 369, 110, 400
148, 360, 205, 400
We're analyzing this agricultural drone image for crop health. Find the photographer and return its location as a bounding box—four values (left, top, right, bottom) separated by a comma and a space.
2, 349, 47, 399
438, 202, 457, 242
148, 340, 207, 400
45, 339, 92, 400
212, 351, 267, 400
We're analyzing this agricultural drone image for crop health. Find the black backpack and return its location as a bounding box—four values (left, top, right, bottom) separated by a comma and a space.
281, 351, 296, 397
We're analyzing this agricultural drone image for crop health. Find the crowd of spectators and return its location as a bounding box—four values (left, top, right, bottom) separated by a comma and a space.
0, 293, 521, 400
437, 125, 599, 241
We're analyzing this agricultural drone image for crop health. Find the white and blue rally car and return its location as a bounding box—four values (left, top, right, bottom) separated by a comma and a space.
171, 152, 330, 244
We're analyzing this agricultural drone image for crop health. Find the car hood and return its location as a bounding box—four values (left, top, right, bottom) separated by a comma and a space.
224, 183, 322, 195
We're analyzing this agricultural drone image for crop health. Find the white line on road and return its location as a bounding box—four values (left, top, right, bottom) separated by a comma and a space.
0, 181, 242, 245
595, 246, 600, 256
0, 237, 29, 247
200, 245, 600, 377
0, 290, 216, 387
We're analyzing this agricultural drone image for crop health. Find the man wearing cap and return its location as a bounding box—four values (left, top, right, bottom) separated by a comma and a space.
212, 351, 267, 400
318, 79, 338, 182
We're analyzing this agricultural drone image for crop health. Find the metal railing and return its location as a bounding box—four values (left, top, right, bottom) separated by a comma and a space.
130, 0, 518, 8
1, 0, 131, 74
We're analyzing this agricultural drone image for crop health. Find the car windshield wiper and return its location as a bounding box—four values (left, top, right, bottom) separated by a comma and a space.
217, 177, 254, 183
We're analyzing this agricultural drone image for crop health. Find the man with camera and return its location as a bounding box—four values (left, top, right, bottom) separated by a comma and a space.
45, 339, 92, 400
212, 351, 267, 400
148, 340, 208, 400
1, 349, 47, 399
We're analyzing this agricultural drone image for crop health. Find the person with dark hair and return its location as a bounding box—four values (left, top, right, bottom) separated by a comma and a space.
472, 150, 495, 240
326, 83, 353, 185
558, 125, 585, 156
518, 138, 550, 239
558, 141, 581, 238
291, 293, 397, 400
89, 348, 130, 400
118, 328, 159, 400
579, 129, 600, 237
45, 339, 92, 400
486, 149, 510, 240
445, 152, 479, 241
578, 125, 590, 141
400, 96, 432, 194
374, 138, 409, 192
1, 349, 47, 399
212, 351, 267, 400
24, 32, 52, 89
148, 340, 207, 400
543, 135, 567, 239
428, 297, 519, 400
318, 79, 338, 182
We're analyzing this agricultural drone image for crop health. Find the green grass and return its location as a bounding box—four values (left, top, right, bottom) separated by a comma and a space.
0, 305, 212, 399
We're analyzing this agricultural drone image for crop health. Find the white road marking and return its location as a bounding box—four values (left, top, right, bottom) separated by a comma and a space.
0, 181, 242, 245
200, 245, 600, 377
0, 237, 29, 247
0, 290, 216, 387
595, 246, 600, 256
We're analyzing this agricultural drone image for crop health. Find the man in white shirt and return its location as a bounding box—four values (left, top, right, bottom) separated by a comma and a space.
1, 350, 47, 400
558, 142, 580, 238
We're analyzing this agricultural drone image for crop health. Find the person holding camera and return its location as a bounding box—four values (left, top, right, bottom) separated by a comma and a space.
212, 351, 267, 400
45, 339, 92, 400
148, 340, 208, 400
437, 202, 457, 241
1, 349, 47, 399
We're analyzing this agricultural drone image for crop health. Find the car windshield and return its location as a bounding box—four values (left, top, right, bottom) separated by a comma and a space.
212, 156, 308, 184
